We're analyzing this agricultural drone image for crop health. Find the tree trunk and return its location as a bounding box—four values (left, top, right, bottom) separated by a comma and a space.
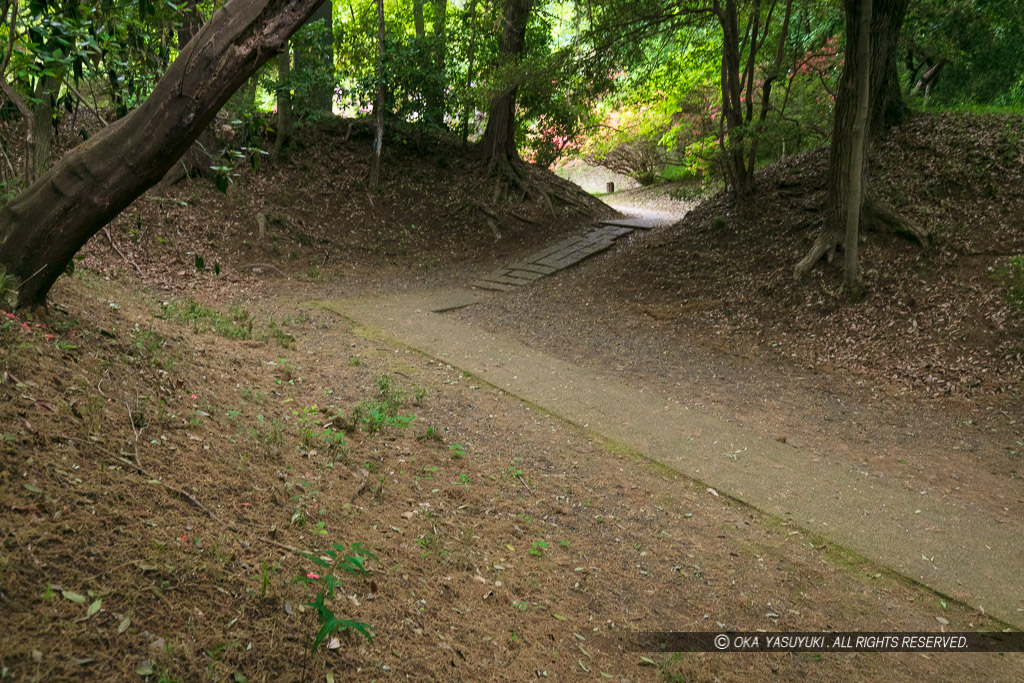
844, 0, 871, 294
460, 0, 478, 145
0, 0, 332, 309
30, 72, 62, 178
715, 0, 793, 202
715, 0, 753, 197
368, 0, 384, 190
293, 0, 334, 114
157, 0, 216, 188
424, 0, 447, 128
274, 47, 292, 156
478, 0, 533, 168
793, 0, 910, 279
413, 0, 425, 38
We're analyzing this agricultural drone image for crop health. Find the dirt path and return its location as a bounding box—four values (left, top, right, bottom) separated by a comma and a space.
310, 285, 1023, 630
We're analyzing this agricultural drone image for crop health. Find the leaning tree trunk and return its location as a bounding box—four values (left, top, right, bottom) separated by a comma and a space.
0, 0, 330, 309
156, 0, 218, 189
793, 0, 912, 279
478, 0, 533, 168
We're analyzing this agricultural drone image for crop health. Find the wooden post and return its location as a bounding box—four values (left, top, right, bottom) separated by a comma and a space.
606, 181, 614, 194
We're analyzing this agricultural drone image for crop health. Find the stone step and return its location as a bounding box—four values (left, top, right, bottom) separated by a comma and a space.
470, 280, 518, 291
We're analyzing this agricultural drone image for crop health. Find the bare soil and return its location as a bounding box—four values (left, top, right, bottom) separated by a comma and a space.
2, 114, 1022, 682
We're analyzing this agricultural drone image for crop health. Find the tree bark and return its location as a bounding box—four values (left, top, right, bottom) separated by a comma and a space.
0, 0, 331, 309
368, 0, 385, 190
30, 72, 63, 178
714, 0, 793, 201
274, 47, 292, 156
478, 0, 533, 168
843, 0, 871, 294
793, 0, 910, 279
460, 0, 478, 145
424, 0, 448, 128
413, 0, 425, 38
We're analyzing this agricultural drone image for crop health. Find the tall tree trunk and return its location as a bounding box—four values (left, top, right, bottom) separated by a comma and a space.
413, 0, 425, 38
844, 0, 871, 294
368, 0, 384, 190
715, 0, 793, 201
0, 0, 331, 309
293, 0, 334, 114
478, 0, 533, 168
460, 0, 478, 145
715, 0, 753, 197
424, 0, 447, 128
274, 46, 292, 155
793, 0, 910, 279
30, 72, 62, 178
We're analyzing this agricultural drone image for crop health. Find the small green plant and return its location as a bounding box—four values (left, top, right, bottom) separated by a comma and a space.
250, 414, 284, 451
160, 299, 256, 340
273, 358, 300, 383
286, 481, 322, 528
0, 265, 18, 307
375, 374, 404, 411
448, 443, 466, 459
292, 542, 376, 652
417, 423, 443, 442
529, 541, 549, 557
130, 326, 175, 371
504, 459, 524, 479
348, 356, 363, 366
269, 320, 296, 349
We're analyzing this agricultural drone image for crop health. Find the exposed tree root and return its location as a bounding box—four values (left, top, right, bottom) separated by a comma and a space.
793, 201, 929, 280
867, 200, 929, 246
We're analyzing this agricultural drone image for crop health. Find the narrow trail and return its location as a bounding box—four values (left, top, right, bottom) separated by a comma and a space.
303, 213, 1023, 630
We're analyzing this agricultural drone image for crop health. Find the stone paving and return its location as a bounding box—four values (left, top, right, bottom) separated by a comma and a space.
470, 217, 660, 292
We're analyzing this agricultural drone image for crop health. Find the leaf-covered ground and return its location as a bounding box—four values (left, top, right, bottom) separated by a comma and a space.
2, 114, 1022, 681
2, 276, 1020, 682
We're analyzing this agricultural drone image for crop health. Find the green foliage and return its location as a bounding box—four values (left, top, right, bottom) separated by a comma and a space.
905, 0, 1024, 108
344, 373, 415, 435
417, 422, 443, 442
0, 266, 18, 308
290, 21, 336, 122
292, 542, 377, 652
159, 299, 255, 340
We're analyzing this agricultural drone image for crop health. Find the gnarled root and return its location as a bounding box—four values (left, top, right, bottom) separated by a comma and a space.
793, 201, 929, 280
